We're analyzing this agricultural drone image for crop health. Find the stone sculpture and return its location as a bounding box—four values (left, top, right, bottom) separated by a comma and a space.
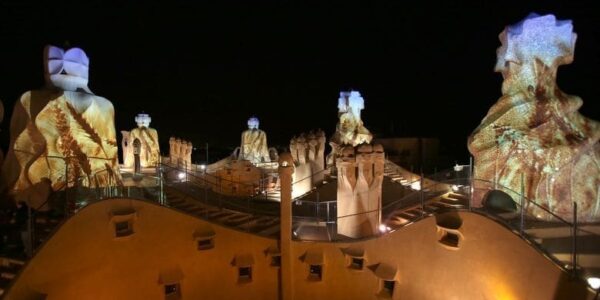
337, 143, 385, 238
183, 141, 193, 168
468, 14, 600, 222
168, 137, 192, 168
239, 117, 271, 164
295, 135, 307, 165
122, 113, 160, 169
327, 91, 373, 167
169, 137, 176, 164
289, 129, 327, 190
1, 45, 121, 206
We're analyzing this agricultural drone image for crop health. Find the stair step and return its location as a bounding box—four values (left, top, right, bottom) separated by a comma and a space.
554, 253, 600, 268
424, 204, 441, 212
215, 213, 245, 222
225, 216, 255, 226
207, 211, 233, 219
440, 198, 465, 207
430, 202, 450, 208
0, 272, 15, 280
175, 203, 196, 210
441, 195, 461, 202
449, 192, 469, 200
394, 212, 416, 219
391, 216, 410, 225
406, 209, 424, 216
0, 258, 25, 266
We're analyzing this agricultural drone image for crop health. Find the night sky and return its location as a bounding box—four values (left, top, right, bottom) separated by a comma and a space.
1, 1, 599, 165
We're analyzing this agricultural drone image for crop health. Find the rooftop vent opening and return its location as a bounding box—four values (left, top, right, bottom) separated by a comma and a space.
238, 266, 252, 283
164, 283, 181, 300
115, 220, 133, 237
350, 257, 364, 270
271, 255, 281, 267
309, 264, 322, 281
381, 280, 395, 298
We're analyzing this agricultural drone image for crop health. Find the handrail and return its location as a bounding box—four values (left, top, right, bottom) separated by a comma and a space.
167, 181, 278, 217
160, 164, 279, 216
161, 163, 258, 189
383, 160, 577, 227
470, 177, 574, 226
291, 168, 329, 186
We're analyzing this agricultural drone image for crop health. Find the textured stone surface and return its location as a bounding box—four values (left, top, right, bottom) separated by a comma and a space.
169, 137, 192, 168
468, 14, 600, 222
336, 143, 384, 238
327, 91, 373, 167
290, 129, 326, 187
1, 47, 121, 208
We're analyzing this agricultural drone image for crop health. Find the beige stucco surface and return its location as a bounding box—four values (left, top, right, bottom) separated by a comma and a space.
6, 199, 590, 300
6, 199, 279, 300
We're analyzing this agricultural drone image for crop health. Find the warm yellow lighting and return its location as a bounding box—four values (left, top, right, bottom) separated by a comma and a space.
410, 181, 421, 191
588, 277, 600, 290
379, 224, 388, 233
490, 280, 516, 300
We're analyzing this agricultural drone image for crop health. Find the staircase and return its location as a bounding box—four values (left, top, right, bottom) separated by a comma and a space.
266, 188, 281, 201
164, 188, 281, 238
499, 213, 600, 279
383, 191, 469, 230
0, 257, 24, 297
32, 211, 64, 250
384, 163, 416, 189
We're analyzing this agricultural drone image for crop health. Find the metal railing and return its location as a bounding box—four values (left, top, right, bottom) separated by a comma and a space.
290, 162, 599, 284
16, 155, 598, 285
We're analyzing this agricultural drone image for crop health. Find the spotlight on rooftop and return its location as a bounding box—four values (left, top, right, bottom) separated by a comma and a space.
379, 224, 390, 233
588, 277, 600, 290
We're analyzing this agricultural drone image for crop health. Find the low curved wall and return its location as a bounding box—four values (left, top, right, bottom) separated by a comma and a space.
5, 199, 591, 299
6, 198, 278, 300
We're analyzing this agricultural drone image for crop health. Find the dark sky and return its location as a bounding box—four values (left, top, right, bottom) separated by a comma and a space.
1, 1, 599, 164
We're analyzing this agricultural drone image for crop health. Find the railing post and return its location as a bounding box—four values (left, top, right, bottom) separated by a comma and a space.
65, 157, 69, 217
468, 156, 473, 210
316, 191, 320, 226
159, 162, 164, 205
185, 160, 188, 182
28, 205, 33, 257
420, 170, 424, 215
278, 158, 294, 300
520, 173, 525, 236
572, 201, 578, 278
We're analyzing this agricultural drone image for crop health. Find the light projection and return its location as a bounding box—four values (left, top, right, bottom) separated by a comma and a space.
327, 91, 373, 166
468, 14, 600, 222
238, 116, 271, 164
122, 113, 160, 169
0, 45, 121, 206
